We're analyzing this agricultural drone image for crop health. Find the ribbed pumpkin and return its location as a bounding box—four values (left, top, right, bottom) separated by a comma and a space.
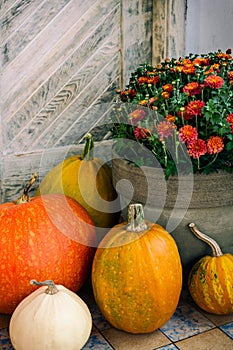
188, 223, 233, 315
0, 175, 96, 314
92, 204, 182, 334
36, 134, 119, 239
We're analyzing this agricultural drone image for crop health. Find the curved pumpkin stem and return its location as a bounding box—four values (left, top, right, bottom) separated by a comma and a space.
188, 223, 223, 257
127, 203, 148, 232
15, 173, 38, 204
81, 133, 94, 160
30, 279, 58, 295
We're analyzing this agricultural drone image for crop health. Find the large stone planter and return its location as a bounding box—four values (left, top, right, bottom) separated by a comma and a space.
112, 153, 233, 281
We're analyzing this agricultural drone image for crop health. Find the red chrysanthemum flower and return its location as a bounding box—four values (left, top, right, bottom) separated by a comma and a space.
226, 113, 233, 124
187, 100, 205, 116
228, 71, 233, 81
120, 89, 136, 101
157, 121, 174, 139
178, 125, 198, 143
129, 109, 147, 124
188, 139, 207, 159
183, 82, 202, 96
134, 126, 151, 140
207, 136, 224, 154
204, 75, 224, 89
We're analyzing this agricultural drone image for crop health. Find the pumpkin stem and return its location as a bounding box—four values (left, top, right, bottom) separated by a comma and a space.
15, 173, 38, 204
188, 223, 223, 257
81, 133, 94, 160
127, 203, 148, 232
30, 279, 59, 295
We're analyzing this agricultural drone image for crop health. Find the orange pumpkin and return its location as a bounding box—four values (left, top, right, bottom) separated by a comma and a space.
36, 133, 120, 240
0, 175, 96, 314
188, 223, 233, 315
92, 204, 182, 334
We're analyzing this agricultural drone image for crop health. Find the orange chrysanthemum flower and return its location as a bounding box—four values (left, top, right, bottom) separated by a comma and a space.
188, 139, 207, 159
178, 125, 198, 143
129, 109, 147, 124
193, 57, 210, 66
182, 64, 196, 74
204, 75, 224, 89
161, 91, 170, 99
166, 115, 176, 123
207, 136, 224, 154
162, 84, 173, 92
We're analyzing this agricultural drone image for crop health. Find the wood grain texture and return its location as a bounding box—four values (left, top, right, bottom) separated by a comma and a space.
0, 0, 186, 202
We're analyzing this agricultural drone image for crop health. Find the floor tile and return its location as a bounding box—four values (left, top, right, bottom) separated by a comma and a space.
83, 331, 114, 350
102, 327, 171, 350
160, 304, 215, 342
175, 328, 233, 350
0, 328, 14, 350
200, 311, 233, 327
157, 344, 179, 350
220, 321, 233, 339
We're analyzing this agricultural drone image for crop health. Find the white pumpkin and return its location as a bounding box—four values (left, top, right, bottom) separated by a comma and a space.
9, 280, 92, 350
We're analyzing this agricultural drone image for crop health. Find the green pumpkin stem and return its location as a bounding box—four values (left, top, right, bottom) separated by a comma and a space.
15, 173, 38, 204
30, 279, 58, 295
127, 203, 148, 232
81, 133, 94, 160
188, 223, 223, 257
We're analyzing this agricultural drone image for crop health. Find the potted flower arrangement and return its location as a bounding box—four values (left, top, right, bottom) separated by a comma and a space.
110, 49, 233, 276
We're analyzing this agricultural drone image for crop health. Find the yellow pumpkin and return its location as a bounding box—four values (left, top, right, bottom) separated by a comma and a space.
92, 204, 182, 334
36, 134, 120, 240
188, 223, 233, 314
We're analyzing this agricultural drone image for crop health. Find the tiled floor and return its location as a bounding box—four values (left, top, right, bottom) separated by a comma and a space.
1, 280, 232, 350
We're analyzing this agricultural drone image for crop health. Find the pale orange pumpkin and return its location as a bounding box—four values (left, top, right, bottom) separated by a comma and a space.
188, 223, 233, 315
0, 175, 96, 314
92, 204, 182, 334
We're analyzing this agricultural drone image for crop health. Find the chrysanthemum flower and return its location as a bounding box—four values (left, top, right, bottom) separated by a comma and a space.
134, 126, 151, 140
129, 109, 147, 124
228, 71, 233, 81
162, 84, 173, 92
178, 125, 198, 143
193, 57, 210, 66
204, 75, 224, 89
207, 136, 224, 154
161, 91, 170, 99
166, 115, 176, 123
187, 100, 205, 116
182, 64, 196, 74
188, 139, 207, 159
183, 82, 202, 96
226, 113, 233, 124
157, 121, 174, 139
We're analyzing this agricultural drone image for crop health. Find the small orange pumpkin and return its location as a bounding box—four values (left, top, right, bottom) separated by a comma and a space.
188, 223, 233, 315
0, 175, 96, 314
92, 204, 182, 334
